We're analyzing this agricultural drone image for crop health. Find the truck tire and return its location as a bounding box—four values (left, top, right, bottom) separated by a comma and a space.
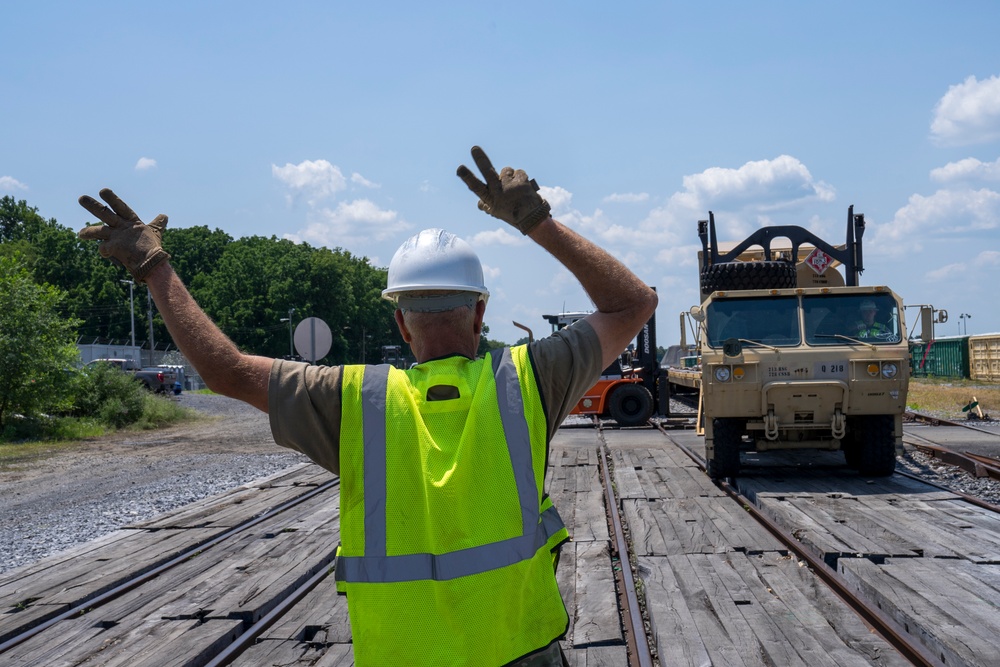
608, 384, 654, 427
708, 418, 743, 479
841, 418, 861, 469
855, 415, 897, 477
701, 260, 796, 294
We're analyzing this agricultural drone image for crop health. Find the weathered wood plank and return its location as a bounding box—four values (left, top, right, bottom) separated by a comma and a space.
0, 525, 222, 643
572, 540, 622, 647
571, 489, 609, 543
636, 556, 715, 667
622, 499, 668, 557
557, 540, 579, 644
233, 574, 353, 666
839, 558, 1000, 667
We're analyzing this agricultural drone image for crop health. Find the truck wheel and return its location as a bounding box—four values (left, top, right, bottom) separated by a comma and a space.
701, 260, 796, 294
708, 418, 742, 479
841, 419, 861, 469
842, 438, 861, 469
856, 415, 897, 477
608, 384, 654, 427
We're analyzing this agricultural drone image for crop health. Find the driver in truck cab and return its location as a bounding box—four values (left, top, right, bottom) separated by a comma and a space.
853, 299, 889, 339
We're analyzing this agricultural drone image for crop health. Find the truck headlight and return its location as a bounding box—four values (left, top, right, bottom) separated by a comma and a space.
881, 363, 898, 379
714, 366, 731, 382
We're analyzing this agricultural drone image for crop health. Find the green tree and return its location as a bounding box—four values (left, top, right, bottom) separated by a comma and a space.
0, 254, 81, 430
1, 196, 132, 342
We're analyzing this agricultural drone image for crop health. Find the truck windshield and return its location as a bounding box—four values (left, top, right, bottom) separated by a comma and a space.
803, 293, 901, 345
705, 296, 800, 348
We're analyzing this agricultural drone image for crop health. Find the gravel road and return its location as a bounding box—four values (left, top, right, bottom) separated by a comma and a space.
0, 394, 309, 574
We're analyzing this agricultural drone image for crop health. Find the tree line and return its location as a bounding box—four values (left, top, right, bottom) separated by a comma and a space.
1, 195, 514, 434
1, 195, 509, 366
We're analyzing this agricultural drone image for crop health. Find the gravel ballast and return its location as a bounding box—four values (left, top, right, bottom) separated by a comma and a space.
0, 394, 309, 575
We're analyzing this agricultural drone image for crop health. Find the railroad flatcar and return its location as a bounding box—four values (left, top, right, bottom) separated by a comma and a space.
908, 333, 1000, 382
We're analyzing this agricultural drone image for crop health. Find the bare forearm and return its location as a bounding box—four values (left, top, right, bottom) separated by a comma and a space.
528, 218, 657, 366
145, 262, 271, 411
529, 217, 656, 316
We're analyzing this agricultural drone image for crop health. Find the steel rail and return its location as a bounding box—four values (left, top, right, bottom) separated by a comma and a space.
596, 432, 654, 667
0, 478, 340, 656
652, 422, 947, 667
906, 410, 1000, 436
204, 563, 333, 667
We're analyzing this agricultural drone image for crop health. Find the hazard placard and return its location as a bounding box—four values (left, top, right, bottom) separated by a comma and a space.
804, 247, 833, 275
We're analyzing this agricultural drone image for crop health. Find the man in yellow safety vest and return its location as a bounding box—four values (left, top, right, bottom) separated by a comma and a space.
78, 146, 657, 666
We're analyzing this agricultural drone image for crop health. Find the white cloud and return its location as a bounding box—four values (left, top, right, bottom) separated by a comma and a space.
135, 157, 157, 171
482, 263, 502, 281
351, 172, 380, 188
872, 188, 1000, 254
469, 227, 527, 247
926, 250, 1000, 280
930, 157, 1000, 183
930, 75, 1000, 147
540, 185, 573, 212
603, 192, 650, 204
284, 198, 410, 247
677, 155, 835, 211
272, 159, 346, 205
0, 176, 27, 191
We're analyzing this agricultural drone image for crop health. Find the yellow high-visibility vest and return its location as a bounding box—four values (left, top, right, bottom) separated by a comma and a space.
337, 346, 570, 667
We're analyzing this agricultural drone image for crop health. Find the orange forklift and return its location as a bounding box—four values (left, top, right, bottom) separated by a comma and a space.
535, 305, 665, 427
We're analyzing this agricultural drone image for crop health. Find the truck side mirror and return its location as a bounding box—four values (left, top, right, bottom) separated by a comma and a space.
919, 306, 934, 342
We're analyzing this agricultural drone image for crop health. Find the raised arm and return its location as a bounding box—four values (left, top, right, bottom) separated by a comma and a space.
78, 189, 272, 412
457, 147, 657, 368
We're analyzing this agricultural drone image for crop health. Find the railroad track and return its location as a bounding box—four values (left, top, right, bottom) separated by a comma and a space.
5, 418, 1000, 666
653, 420, 946, 666
0, 443, 654, 666
0, 466, 343, 665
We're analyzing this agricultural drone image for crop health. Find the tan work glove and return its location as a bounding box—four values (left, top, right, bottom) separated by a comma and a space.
456, 146, 551, 235
78, 189, 171, 283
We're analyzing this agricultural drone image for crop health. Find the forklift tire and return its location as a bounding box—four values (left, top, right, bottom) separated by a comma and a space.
700, 260, 796, 294
608, 384, 654, 427
856, 415, 897, 477
708, 417, 743, 480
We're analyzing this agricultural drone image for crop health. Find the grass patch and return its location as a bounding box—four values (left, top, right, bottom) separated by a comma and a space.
130, 394, 199, 430
907, 378, 1000, 419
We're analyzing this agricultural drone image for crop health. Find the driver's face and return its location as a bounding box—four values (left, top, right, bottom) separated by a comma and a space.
861, 308, 877, 324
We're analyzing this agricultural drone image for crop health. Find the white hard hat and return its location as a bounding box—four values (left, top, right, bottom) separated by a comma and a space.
860, 300, 878, 311
382, 229, 489, 310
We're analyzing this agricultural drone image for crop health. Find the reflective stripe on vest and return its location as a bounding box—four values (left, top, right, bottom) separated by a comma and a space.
336, 347, 565, 584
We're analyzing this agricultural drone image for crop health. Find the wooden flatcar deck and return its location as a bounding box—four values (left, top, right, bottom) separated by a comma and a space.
1, 425, 999, 666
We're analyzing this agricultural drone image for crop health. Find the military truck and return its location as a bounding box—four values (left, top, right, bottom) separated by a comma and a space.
689, 207, 910, 479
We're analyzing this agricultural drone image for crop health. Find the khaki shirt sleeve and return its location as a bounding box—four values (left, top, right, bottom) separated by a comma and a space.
526, 319, 604, 440
268, 359, 343, 475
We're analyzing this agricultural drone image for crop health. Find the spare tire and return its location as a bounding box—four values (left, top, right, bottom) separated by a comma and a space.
701, 260, 796, 294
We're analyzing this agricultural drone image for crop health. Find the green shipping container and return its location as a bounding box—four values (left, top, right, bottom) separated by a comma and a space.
909, 337, 970, 379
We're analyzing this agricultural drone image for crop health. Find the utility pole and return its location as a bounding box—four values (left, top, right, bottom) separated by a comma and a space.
121, 279, 136, 363
147, 290, 156, 366
280, 308, 296, 358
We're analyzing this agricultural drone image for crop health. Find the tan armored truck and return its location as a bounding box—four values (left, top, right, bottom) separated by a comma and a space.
690, 207, 910, 479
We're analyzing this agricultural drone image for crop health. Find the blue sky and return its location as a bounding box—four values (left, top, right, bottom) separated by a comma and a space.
4, 1, 1000, 346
